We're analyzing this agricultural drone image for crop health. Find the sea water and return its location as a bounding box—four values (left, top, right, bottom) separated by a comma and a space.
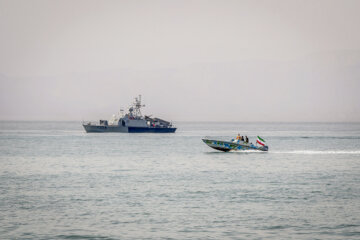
0, 121, 359, 239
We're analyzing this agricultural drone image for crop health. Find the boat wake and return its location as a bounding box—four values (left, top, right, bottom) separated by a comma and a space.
272, 150, 360, 155
230, 149, 267, 153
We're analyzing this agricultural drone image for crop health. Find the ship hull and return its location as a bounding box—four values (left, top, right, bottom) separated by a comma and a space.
128, 127, 176, 133
83, 124, 176, 133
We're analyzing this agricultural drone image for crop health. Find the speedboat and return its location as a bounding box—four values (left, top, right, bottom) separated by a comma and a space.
202, 137, 268, 152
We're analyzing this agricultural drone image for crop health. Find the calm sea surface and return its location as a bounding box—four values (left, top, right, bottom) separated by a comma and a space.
0, 121, 359, 239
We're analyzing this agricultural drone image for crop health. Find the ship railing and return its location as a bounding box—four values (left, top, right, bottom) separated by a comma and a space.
82, 121, 99, 126
148, 123, 174, 128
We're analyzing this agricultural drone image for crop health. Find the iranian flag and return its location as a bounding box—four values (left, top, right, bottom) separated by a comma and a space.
257, 136, 266, 146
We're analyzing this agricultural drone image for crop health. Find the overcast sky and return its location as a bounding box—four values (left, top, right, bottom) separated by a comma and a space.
0, 0, 359, 122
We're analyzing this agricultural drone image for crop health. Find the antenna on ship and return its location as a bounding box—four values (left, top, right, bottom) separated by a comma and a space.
133, 94, 145, 118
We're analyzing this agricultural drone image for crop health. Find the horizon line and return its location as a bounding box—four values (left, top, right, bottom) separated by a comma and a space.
0, 119, 359, 124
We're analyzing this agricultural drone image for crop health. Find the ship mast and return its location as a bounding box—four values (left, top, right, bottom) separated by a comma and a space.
132, 95, 145, 118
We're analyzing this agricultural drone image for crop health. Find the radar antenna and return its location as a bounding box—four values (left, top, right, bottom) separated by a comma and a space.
132, 94, 145, 118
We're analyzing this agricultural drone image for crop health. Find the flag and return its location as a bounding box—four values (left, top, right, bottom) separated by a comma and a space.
257, 136, 265, 146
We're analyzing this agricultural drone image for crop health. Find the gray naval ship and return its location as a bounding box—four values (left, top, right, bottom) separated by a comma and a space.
82, 95, 176, 133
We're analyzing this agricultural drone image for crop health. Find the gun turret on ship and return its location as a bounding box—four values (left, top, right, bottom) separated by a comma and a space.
82, 95, 176, 133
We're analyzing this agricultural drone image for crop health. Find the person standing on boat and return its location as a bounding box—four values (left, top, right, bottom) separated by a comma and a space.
236, 134, 241, 141
245, 136, 249, 143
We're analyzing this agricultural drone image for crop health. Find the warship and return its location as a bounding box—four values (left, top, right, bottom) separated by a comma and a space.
82, 95, 176, 133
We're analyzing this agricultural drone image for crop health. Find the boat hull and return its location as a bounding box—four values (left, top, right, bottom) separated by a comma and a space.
83, 124, 176, 133
202, 139, 268, 152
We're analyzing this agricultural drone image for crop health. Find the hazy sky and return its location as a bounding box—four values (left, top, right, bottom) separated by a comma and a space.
0, 0, 359, 122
